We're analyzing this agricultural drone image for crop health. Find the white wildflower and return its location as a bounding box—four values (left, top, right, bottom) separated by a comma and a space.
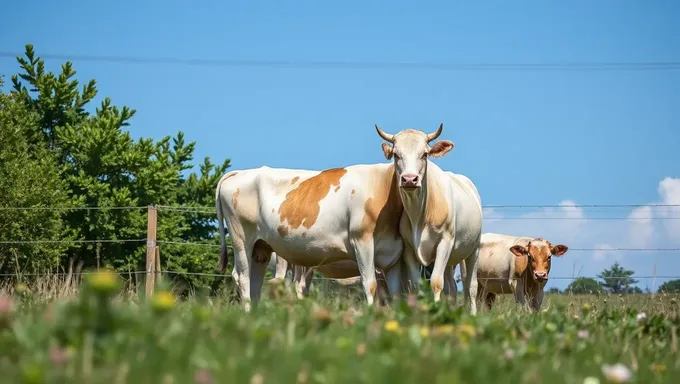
601, 363, 632, 383
578, 329, 589, 339
583, 377, 600, 384
636, 312, 647, 323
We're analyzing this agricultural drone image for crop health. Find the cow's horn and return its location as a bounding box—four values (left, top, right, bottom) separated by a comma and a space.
426, 123, 443, 142
375, 124, 394, 143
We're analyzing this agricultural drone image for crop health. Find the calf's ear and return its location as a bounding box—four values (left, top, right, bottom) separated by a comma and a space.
381, 143, 394, 160
551, 244, 568, 256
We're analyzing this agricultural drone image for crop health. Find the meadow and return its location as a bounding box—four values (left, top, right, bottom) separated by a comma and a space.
0, 272, 679, 384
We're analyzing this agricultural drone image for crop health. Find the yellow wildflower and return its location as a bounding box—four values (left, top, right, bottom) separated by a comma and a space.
434, 324, 455, 335
152, 290, 176, 313
419, 327, 430, 338
457, 323, 477, 338
650, 363, 666, 374
384, 320, 400, 333
85, 269, 121, 295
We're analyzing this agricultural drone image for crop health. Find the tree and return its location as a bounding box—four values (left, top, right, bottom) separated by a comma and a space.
0, 75, 73, 277
566, 277, 603, 295
597, 261, 639, 294
658, 279, 680, 294
547, 287, 561, 294
6, 44, 231, 290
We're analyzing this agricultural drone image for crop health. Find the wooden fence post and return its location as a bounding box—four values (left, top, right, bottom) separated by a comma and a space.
145, 205, 158, 297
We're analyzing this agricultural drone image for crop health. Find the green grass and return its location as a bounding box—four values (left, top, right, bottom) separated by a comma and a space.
1, 273, 679, 384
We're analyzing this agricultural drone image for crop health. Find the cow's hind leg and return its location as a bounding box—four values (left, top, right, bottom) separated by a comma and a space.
485, 292, 497, 310
463, 247, 480, 316
442, 264, 458, 307
249, 240, 273, 306
350, 238, 378, 306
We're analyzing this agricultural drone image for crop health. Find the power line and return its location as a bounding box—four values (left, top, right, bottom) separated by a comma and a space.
1, 51, 680, 71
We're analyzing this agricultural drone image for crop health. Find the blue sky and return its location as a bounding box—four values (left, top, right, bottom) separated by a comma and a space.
2, 0, 679, 291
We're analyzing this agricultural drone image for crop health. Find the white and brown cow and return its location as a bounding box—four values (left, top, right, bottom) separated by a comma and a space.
216, 160, 405, 311
474, 232, 569, 311
374, 124, 483, 315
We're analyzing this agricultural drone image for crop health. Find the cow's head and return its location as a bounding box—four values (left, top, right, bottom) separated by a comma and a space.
509, 238, 568, 283
374, 123, 454, 190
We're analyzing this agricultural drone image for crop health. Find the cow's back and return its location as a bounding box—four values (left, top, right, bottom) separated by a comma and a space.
445, 171, 483, 255
218, 163, 403, 271
477, 233, 519, 293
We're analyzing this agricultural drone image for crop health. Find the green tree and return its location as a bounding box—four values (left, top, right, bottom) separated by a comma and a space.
0, 75, 73, 277
597, 261, 639, 294
658, 279, 680, 294
8, 44, 231, 290
566, 277, 603, 295
547, 287, 561, 294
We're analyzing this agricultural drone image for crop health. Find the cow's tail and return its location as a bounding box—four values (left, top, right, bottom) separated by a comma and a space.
216, 173, 232, 273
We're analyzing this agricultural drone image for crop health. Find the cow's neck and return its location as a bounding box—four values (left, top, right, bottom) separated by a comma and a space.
399, 166, 442, 264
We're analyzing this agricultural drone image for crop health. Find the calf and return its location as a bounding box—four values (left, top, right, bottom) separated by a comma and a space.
475, 232, 569, 311
281, 258, 390, 303
375, 124, 483, 314
216, 162, 404, 311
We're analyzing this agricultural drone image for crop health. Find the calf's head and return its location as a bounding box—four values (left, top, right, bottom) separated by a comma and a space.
509, 238, 568, 283
374, 123, 454, 191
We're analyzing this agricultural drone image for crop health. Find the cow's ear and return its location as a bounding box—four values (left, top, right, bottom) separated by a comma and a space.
551, 245, 568, 256
429, 140, 454, 158
509, 245, 527, 257
381, 143, 394, 160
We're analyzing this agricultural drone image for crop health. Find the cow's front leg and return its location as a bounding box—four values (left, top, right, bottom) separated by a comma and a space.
350, 238, 378, 306
430, 239, 455, 303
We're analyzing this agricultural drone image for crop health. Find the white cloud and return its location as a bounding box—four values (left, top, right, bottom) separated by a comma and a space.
480, 177, 680, 291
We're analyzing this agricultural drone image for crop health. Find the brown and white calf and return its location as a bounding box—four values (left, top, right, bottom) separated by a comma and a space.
375, 124, 483, 314
475, 232, 569, 311
216, 161, 404, 311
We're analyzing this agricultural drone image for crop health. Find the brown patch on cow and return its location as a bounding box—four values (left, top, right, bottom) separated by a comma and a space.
252, 239, 273, 264
301, 232, 307, 238
278, 167, 348, 229
424, 174, 450, 227
224, 171, 238, 180
334, 185, 340, 192
271, 208, 275, 213
431, 277, 444, 295
351, 189, 356, 198
232, 188, 240, 210
369, 279, 378, 297
277, 225, 289, 237
291, 176, 300, 184
360, 164, 403, 241
514, 253, 528, 279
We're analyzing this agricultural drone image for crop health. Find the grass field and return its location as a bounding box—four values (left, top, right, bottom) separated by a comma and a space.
1, 272, 679, 383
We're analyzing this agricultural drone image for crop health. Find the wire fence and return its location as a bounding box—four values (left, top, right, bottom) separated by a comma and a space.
2, 203, 680, 293
2, 203, 680, 251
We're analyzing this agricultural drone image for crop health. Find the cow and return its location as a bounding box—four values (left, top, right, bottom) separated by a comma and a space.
215, 159, 405, 311
374, 123, 483, 315
277, 258, 390, 303
474, 232, 569, 311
